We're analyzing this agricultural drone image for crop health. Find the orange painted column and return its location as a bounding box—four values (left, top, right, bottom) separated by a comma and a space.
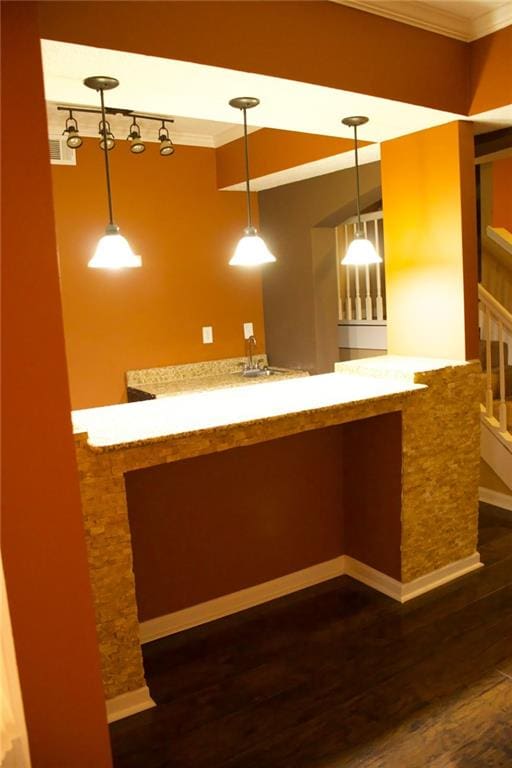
381, 121, 479, 361
1, 3, 112, 765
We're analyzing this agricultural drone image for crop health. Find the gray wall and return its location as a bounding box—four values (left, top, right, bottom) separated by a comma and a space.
259, 162, 381, 373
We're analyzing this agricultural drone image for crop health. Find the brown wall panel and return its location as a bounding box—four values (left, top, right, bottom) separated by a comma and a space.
343, 413, 402, 580
126, 415, 402, 621
127, 426, 345, 620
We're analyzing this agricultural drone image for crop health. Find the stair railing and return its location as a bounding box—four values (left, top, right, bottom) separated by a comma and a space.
336, 211, 385, 323
479, 283, 512, 436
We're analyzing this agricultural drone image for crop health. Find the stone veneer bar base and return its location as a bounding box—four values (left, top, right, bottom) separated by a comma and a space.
73, 357, 481, 715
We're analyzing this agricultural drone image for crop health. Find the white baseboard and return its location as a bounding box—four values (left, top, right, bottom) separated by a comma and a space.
344, 556, 403, 600
345, 553, 482, 602
106, 685, 156, 723
479, 486, 512, 511
399, 553, 482, 601
140, 552, 483, 643
140, 557, 347, 643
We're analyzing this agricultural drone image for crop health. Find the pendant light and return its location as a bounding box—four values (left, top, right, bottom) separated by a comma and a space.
341, 116, 382, 266
84, 76, 141, 269
228, 97, 275, 267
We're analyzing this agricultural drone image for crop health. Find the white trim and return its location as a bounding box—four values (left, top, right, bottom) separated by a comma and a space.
344, 556, 403, 599
399, 553, 482, 601
345, 553, 482, 602
479, 487, 512, 511
337, 323, 388, 350
331, 0, 512, 41
140, 552, 483, 643
140, 557, 347, 643
106, 686, 156, 723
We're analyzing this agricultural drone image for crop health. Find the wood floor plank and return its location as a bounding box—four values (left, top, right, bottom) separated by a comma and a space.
110, 507, 512, 768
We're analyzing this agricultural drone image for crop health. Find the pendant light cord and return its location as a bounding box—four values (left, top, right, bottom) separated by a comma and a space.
354, 124, 362, 234
99, 88, 115, 226
243, 107, 253, 229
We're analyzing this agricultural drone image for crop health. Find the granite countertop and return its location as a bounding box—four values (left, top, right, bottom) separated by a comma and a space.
73, 370, 424, 450
133, 368, 307, 397
73, 356, 472, 452
126, 355, 308, 398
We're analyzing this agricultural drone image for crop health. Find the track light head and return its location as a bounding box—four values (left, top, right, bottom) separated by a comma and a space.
98, 120, 115, 150
127, 122, 145, 154
158, 122, 175, 156
63, 113, 83, 149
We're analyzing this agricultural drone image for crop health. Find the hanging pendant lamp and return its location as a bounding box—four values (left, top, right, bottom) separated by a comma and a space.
341, 116, 382, 266
228, 97, 275, 267
84, 76, 141, 269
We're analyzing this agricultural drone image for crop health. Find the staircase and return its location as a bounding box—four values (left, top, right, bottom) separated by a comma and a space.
479, 283, 512, 491
336, 210, 387, 358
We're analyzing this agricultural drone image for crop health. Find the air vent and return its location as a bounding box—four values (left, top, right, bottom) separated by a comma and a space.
49, 136, 76, 166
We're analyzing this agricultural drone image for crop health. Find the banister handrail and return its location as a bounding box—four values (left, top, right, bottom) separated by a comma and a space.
478, 282, 512, 438
487, 226, 512, 257
478, 284, 512, 328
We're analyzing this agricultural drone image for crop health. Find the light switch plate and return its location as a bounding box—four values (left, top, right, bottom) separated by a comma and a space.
202, 326, 213, 344
243, 322, 254, 339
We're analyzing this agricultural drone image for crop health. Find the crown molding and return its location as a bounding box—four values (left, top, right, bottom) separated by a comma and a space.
332, 1, 512, 42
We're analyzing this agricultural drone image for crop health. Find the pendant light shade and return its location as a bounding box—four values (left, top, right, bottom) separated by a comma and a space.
228, 97, 275, 267
89, 225, 141, 269
84, 75, 141, 269
341, 116, 382, 267
343, 233, 381, 265
230, 227, 275, 267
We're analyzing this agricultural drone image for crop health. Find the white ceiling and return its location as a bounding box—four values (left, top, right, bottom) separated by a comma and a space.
46, 102, 254, 148
42, 39, 511, 190
334, 0, 512, 40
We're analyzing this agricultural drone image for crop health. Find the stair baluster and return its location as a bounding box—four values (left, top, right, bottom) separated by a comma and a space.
353, 224, 363, 321
344, 226, 352, 321
498, 321, 508, 432
363, 220, 373, 320
374, 218, 384, 322
485, 306, 494, 418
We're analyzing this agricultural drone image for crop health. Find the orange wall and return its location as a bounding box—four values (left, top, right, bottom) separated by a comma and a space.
381, 121, 478, 361
217, 129, 366, 188
1, 3, 112, 765
51, 139, 265, 409
492, 156, 512, 231
37, 1, 469, 114
470, 26, 512, 114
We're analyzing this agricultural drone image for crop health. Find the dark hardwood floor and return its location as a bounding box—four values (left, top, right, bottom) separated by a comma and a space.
110, 504, 512, 767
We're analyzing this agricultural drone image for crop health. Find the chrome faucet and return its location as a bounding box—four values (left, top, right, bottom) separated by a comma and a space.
245, 335, 257, 371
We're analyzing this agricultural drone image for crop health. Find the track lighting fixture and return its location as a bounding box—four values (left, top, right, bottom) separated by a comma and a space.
158, 122, 175, 156
62, 110, 83, 149
84, 76, 140, 269
341, 116, 382, 266
58, 105, 175, 158
228, 97, 275, 267
127, 121, 145, 154
98, 120, 115, 151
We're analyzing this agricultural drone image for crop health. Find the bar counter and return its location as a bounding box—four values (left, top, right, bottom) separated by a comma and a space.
72, 355, 482, 721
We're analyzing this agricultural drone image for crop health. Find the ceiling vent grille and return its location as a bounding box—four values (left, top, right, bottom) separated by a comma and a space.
49, 136, 76, 166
